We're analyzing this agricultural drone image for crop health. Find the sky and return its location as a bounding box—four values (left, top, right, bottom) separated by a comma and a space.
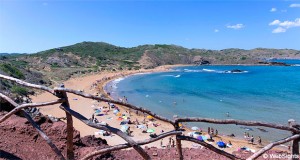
0, 0, 300, 53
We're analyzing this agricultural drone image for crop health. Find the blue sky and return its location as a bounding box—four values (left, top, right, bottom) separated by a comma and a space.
0, 0, 300, 53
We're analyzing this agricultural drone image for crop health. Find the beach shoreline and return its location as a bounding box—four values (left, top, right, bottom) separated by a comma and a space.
30, 64, 288, 154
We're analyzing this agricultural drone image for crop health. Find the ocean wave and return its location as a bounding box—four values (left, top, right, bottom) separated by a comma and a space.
182, 69, 202, 72
114, 77, 125, 83
174, 75, 181, 78
202, 68, 216, 72
292, 64, 300, 66
162, 74, 181, 78
110, 77, 125, 89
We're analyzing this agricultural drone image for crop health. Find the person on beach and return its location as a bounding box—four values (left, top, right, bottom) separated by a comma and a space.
226, 112, 230, 117
168, 137, 172, 148
136, 110, 139, 116
92, 114, 94, 121
244, 132, 247, 139
127, 127, 131, 136
161, 139, 164, 148
171, 139, 175, 148
215, 129, 218, 136
208, 127, 211, 134
250, 135, 254, 144
257, 136, 262, 145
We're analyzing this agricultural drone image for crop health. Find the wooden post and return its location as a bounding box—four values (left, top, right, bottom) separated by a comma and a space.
176, 135, 183, 160
288, 119, 299, 160
56, 84, 74, 160
174, 122, 183, 160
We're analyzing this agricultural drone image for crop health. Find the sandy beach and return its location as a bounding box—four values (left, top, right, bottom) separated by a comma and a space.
30, 65, 286, 154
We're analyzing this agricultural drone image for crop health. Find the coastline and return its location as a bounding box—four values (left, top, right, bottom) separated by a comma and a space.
30, 64, 288, 154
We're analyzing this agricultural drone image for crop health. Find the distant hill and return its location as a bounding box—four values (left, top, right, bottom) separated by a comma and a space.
25, 41, 300, 69
1, 41, 300, 98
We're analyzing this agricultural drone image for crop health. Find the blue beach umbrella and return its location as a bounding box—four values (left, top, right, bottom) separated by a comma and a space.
217, 141, 226, 148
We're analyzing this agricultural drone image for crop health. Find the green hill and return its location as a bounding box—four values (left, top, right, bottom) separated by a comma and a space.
1, 41, 300, 87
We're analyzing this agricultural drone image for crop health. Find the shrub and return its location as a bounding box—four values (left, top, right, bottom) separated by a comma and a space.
0, 63, 25, 79
241, 57, 247, 60
11, 85, 28, 96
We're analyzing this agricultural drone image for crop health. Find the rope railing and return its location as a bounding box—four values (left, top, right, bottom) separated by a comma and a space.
0, 73, 299, 160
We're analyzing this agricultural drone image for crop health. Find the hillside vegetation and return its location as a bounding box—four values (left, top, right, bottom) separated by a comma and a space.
1, 41, 300, 99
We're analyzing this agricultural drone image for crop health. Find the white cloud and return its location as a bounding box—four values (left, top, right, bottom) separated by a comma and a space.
270, 8, 277, 12
269, 18, 300, 33
226, 24, 245, 30
290, 4, 300, 8
214, 29, 219, 32
269, 20, 281, 25
272, 27, 287, 33
280, 19, 300, 28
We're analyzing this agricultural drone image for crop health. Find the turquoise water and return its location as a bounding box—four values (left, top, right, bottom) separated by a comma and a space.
106, 62, 300, 142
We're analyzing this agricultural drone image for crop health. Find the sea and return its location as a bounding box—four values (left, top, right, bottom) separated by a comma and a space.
105, 59, 300, 143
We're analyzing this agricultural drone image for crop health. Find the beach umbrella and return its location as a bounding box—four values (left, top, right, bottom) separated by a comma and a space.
120, 120, 129, 125
137, 125, 146, 129
197, 136, 203, 141
113, 110, 119, 114
217, 141, 226, 148
147, 115, 153, 119
95, 109, 101, 113
178, 123, 183, 127
117, 117, 123, 121
116, 112, 122, 116
146, 129, 155, 133
122, 116, 128, 119
204, 134, 211, 139
120, 125, 129, 132
201, 135, 208, 141
191, 126, 199, 131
